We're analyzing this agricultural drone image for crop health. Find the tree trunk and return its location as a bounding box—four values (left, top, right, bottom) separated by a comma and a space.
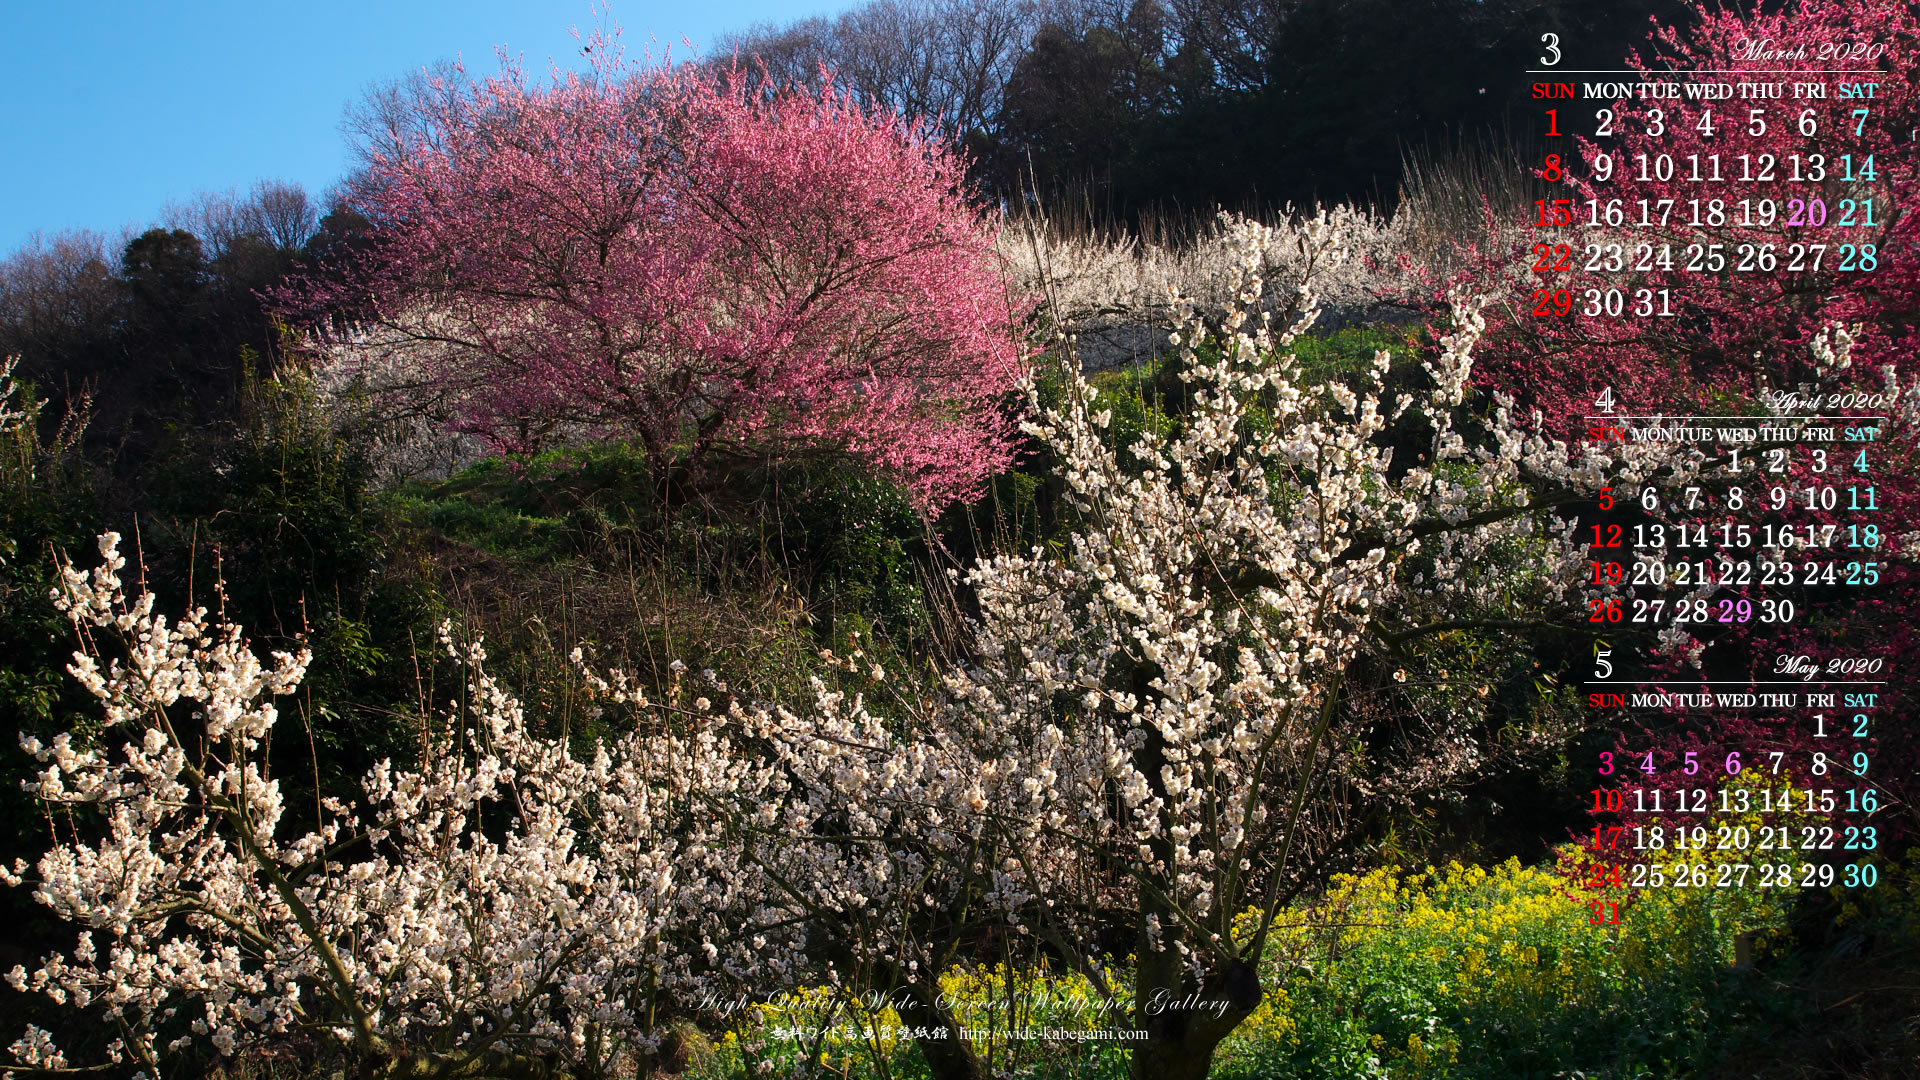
1128, 958, 1262, 1080
1121, 666, 1263, 1078
1123, 686, 1264, 1078
377, 1048, 573, 1079
890, 970, 988, 1080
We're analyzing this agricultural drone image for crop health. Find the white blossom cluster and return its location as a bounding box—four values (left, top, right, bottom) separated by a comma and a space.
5, 535, 807, 1077
297, 318, 493, 483
1809, 322, 1858, 377
941, 215, 1659, 951
604, 214, 1706, 1018
0, 359, 25, 432
999, 207, 1419, 370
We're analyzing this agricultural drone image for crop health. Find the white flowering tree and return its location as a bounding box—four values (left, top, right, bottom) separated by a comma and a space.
624, 214, 1698, 1080
3, 218, 1697, 1080
0, 534, 815, 1079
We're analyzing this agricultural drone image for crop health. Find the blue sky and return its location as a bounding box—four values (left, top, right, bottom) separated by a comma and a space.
0, 0, 842, 254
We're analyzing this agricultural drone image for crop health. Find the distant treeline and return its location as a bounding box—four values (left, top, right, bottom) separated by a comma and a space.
0, 182, 372, 459
715, 0, 1696, 218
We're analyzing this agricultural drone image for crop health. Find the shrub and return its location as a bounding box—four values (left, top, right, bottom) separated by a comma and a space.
1218, 858, 1797, 1079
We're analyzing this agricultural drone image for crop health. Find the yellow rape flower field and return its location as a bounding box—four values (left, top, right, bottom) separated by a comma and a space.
689, 838, 1902, 1079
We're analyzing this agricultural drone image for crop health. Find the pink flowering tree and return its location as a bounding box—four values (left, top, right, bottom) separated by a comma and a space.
299, 34, 1027, 511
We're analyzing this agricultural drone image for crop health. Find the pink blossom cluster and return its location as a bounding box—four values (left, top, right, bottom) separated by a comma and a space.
302, 34, 1027, 511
